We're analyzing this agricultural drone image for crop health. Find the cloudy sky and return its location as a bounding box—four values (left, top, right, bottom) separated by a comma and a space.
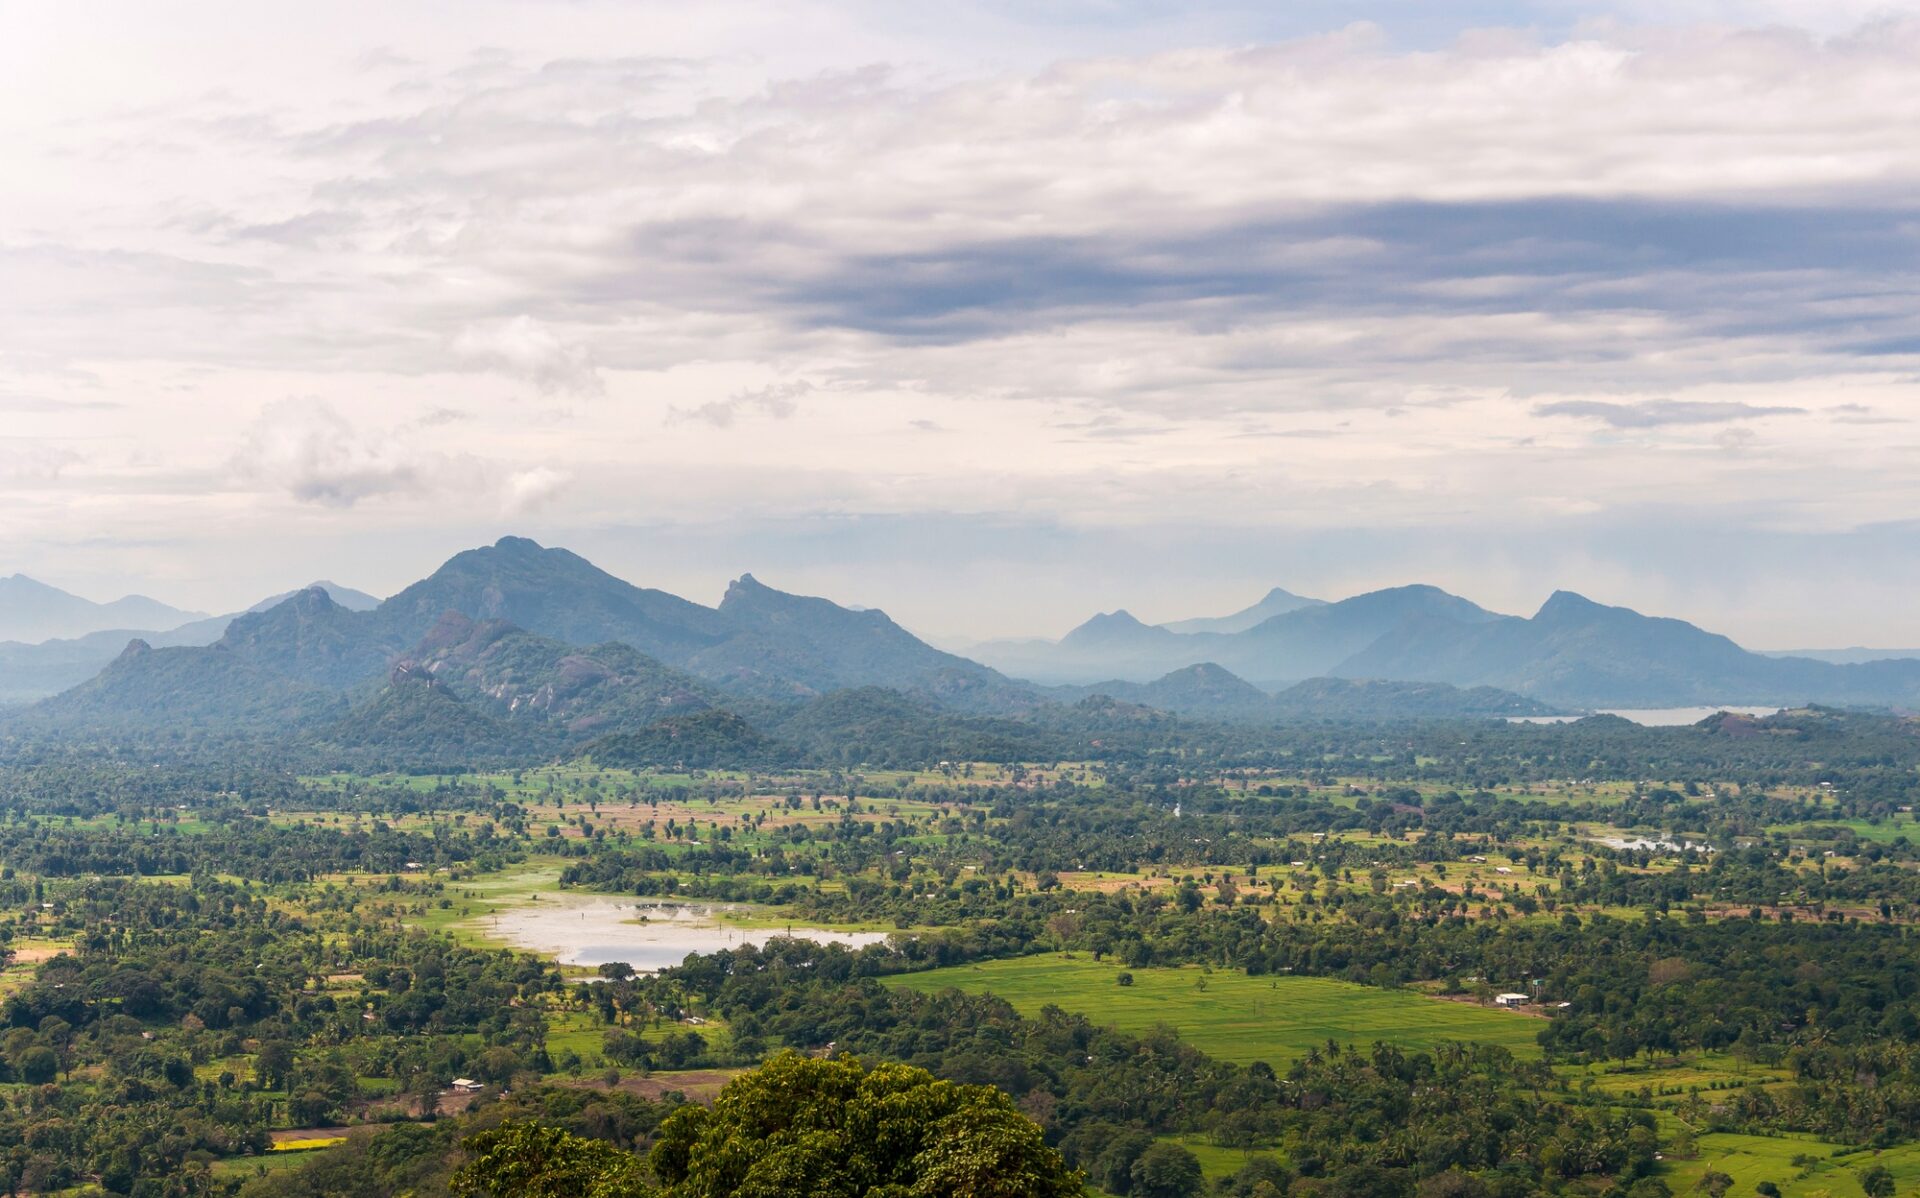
5, 0, 1920, 647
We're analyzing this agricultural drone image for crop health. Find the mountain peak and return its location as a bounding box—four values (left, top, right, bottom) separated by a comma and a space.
1534, 589, 1609, 621
116, 638, 152, 661
1059, 609, 1178, 653
1159, 587, 1325, 636
284, 585, 343, 614
492, 535, 545, 554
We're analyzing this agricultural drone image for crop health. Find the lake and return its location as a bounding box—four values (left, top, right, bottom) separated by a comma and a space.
1511, 705, 1780, 727
477, 893, 891, 971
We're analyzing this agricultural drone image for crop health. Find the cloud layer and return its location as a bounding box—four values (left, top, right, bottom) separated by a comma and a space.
1, 1, 1918, 644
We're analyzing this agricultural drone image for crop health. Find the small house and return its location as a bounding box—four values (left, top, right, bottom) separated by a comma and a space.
1494, 992, 1531, 1007
451, 1078, 482, 1092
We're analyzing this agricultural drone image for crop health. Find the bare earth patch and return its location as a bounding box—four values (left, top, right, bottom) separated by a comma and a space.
562, 1068, 745, 1104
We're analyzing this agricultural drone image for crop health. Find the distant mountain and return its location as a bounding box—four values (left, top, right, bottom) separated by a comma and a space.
1760, 647, 1920, 665
692, 574, 1028, 708
973, 584, 1501, 686
1053, 663, 1274, 718
1212, 585, 1501, 683
14, 537, 1038, 739
248, 581, 380, 613
971, 610, 1189, 685
217, 586, 402, 689
375, 536, 730, 659
0, 615, 230, 705
26, 639, 342, 732
976, 583, 1920, 710
0, 574, 204, 643
26, 536, 1920, 742
0, 583, 374, 705
1160, 587, 1323, 635
1334, 590, 1920, 708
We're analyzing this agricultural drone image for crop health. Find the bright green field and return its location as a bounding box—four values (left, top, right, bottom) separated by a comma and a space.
885, 954, 1544, 1065
1659, 1129, 1920, 1197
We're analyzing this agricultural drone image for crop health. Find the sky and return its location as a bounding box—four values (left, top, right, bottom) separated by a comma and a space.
4, 1, 1920, 648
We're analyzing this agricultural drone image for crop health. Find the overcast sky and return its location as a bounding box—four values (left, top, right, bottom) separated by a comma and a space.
5, 1, 1920, 647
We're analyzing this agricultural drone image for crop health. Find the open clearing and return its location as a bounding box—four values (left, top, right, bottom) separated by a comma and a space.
1658, 1130, 1920, 1197
885, 953, 1544, 1065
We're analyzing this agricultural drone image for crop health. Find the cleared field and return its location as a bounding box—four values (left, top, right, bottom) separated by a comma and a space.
1659, 1130, 1920, 1197
885, 953, 1544, 1065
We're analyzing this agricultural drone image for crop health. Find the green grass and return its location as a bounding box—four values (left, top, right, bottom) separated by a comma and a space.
1563, 1052, 1791, 1102
406, 859, 572, 943
885, 954, 1544, 1065
212, 1153, 322, 1180
1659, 1130, 1920, 1197
1162, 1134, 1278, 1181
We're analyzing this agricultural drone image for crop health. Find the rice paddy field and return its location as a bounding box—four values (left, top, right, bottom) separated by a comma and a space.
1658, 1129, 1920, 1197
884, 953, 1545, 1065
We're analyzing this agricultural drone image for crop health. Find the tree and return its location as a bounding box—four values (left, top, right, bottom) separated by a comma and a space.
648, 1051, 1082, 1198
1695, 1170, 1734, 1198
1858, 1164, 1895, 1198
14, 1047, 55, 1086
1129, 1143, 1202, 1198
454, 1123, 649, 1198
255, 1040, 295, 1092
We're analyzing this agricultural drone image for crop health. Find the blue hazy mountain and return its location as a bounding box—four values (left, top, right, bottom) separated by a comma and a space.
1158, 587, 1324, 635
0, 574, 204, 643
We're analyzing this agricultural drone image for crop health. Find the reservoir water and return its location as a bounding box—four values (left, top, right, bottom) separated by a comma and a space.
1510, 705, 1780, 727
478, 893, 891, 971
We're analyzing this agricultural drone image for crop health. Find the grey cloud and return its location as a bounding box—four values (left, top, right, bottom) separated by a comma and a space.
1832, 402, 1905, 424
771, 200, 1920, 362
1532, 399, 1804, 427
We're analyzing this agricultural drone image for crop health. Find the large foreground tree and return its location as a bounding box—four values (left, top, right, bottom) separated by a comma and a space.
457, 1051, 1084, 1198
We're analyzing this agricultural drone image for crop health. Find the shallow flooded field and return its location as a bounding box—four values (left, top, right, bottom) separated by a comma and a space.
478, 893, 890, 971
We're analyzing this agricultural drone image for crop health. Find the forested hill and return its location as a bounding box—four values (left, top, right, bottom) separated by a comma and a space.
9, 538, 1032, 734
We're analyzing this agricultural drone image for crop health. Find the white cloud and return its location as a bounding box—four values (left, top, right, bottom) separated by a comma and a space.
501, 465, 572, 514
236, 398, 422, 507
0, 441, 82, 484
452, 316, 604, 397
668, 380, 812, 428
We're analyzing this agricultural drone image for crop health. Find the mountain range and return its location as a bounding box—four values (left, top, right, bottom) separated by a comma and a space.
4, 538, 1042, 754
0, 580, 381, 705
9, 537, 1920, 766
974, 585, 1920, 709
0, 574, 205, 643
